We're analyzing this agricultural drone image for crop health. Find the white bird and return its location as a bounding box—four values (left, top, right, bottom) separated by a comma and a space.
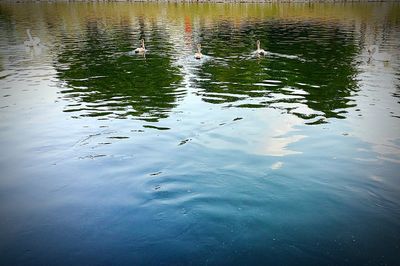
367, 45, 390, 62
256, 40, 267, 55
24, 29, 40, 47
194, 44, 202, 60
134, 39, 146, 54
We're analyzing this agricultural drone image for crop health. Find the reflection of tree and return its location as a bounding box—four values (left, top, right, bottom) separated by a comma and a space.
196, 21, 359, 123
0, 7, 16, 68
55, 20, 182, 122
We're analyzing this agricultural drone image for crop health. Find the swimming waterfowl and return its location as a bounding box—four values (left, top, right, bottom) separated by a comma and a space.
367, 45, 390, 62
256, 40, 266, 55
194, 44, 202, 59
24, 29, 40, 47
134, 39, 146, 53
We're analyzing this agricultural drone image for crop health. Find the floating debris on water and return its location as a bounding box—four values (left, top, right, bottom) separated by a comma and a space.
179, 138, 192, 146
150, 171, 162, 176
107, 136, 130, 139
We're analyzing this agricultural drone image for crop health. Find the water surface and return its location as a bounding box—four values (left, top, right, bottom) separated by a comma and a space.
0, 2, 400, 265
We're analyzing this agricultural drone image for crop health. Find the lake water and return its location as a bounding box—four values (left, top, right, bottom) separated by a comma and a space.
0, 2, 400, 265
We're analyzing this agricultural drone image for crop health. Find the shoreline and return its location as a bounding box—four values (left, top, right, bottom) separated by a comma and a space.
2, 0, 397, 3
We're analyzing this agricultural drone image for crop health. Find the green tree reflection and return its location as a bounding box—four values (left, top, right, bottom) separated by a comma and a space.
55, 20, 183, 122
196, 21, 359, 124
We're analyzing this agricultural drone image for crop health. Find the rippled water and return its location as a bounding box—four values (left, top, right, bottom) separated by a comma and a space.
1, 2, 400, 265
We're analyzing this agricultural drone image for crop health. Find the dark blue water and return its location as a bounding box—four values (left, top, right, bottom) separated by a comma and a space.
0, 2, 400, 265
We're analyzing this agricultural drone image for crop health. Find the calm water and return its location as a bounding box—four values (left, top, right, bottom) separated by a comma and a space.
1, 2, 400, 265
